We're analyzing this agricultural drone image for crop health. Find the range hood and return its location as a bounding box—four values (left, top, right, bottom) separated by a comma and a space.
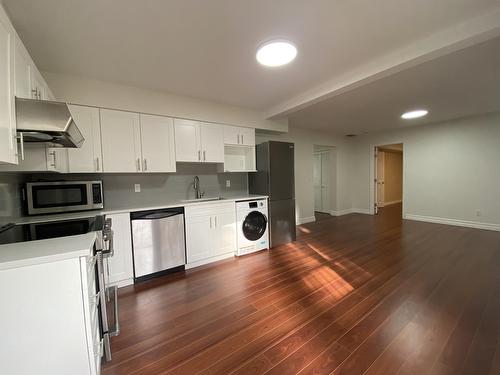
15, 97, 85, 148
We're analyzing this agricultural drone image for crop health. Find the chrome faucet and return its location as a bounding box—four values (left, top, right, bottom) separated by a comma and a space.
193, 176, 204, 199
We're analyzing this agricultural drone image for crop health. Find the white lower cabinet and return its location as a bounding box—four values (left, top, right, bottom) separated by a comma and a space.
105, 212, 134, 287
0, 252, 101, 375
185, 201, 236, 268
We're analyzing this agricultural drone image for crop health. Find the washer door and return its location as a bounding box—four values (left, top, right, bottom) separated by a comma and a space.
242, 211, 267, 241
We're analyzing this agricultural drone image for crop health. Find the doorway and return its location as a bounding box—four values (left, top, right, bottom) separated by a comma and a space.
313, 145, 336, 217
374, 143, 403, 216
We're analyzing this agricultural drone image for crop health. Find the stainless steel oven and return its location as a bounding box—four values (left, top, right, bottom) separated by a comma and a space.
25, 180, 104, 215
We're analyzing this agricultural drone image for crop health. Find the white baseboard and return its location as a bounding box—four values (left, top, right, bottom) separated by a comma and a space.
330, 208, 371, 216
404, 214, 500, 232
383, 200, 402, 206
297, 216, 316, 225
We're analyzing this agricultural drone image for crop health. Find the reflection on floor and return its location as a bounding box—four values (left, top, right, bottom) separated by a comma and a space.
104, 205, 500, 375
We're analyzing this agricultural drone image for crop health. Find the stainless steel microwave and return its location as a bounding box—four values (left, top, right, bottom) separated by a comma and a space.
25, 181, 104, 215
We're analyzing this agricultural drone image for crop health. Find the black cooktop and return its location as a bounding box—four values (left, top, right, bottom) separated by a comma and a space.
0, 215, 104, 245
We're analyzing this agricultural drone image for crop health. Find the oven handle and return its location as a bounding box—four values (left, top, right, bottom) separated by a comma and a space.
96, 251, 109, 333
102, 229, 114, 258
108, 285, 120, 337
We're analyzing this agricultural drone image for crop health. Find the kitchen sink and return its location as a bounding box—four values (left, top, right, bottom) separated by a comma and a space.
181, 197, 225, 203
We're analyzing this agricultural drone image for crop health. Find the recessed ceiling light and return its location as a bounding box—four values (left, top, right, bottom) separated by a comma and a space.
256, 40, 297, 67
401, 109, 428, 120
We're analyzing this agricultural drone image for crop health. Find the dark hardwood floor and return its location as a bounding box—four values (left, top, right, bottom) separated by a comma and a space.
103, 205, 500, 375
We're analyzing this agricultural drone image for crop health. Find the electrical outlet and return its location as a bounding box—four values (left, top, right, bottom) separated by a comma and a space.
475, 209, 482, 217
226, 179, 231, 188
134, 184, 141, 193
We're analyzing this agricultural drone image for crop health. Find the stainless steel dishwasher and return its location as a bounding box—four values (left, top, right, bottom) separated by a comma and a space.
131, 207, 186, 281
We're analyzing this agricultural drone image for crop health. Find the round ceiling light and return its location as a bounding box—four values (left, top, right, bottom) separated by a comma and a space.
401, 109, 428, 120
256, 40, 297, 67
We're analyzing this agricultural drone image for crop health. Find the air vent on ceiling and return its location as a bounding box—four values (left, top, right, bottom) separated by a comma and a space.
345, 134, 357, 137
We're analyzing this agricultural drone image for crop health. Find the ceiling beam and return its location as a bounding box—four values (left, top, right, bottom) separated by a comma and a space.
265, 7, 500, 119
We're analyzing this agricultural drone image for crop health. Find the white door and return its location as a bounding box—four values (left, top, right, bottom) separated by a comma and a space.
100, 109, 142, 172
106, 213, 134, 285
140, 114, 176, 173
186, 215, 212, 263
200, 123, 224, 163
67, 105, 102, 173
320, 152, 330, 213
376, 150, 385, 208
212, 212, 236, 257
239, 127, 255, 146
174, 119, 201, 162
14, 47, 32, 99
0, 18, 16, 164
313, 153, 322, 211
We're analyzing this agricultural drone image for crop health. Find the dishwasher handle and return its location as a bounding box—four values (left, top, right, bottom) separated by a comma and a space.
131, 207, 184, 220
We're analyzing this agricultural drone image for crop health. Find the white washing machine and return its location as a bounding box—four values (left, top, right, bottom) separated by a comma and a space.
236, 199, 269, 256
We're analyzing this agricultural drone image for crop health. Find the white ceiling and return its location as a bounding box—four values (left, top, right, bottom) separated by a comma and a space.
4, 0, 500, 112
4, 0, 500, 134
287, 36, 500, 134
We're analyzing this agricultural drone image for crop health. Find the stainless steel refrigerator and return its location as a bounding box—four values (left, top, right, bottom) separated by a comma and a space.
249, 141, 296, 247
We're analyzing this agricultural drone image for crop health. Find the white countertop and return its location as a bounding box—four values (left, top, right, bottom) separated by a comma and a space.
0, 194, 267, 271
0, 231, 96, 271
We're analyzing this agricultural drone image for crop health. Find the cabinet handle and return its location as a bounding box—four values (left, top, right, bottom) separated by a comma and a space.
237, 134, 240, 144
198, 150, 201, 161
209, 216, 213, 229
96, 157, 100, 171
241, 134, 244, 144
49, 151, 56, 167
16, 132, 25, 161
31, 88, 38, 99
203, 150, 206, 161
144, 158, 148, 171
214, 216, 217, 228
136, 158, 141, 171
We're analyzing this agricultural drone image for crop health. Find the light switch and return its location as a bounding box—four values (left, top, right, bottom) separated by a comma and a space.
134, 184, 141, 193
226, 179, 231, 188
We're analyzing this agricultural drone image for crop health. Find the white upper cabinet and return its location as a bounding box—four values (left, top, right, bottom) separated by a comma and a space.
223, 125, 255, 146
67, 105, 103, 173
100, 109, 142, 173
200, 123, 224, 162
174, 119, 201, 162
101, 109, 176, 173
140, 114, 176, 173
174, 118, 224, 163
0, 12, 16, 165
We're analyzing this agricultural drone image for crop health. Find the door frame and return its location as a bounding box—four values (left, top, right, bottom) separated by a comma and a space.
369, 142, 405, 216
313, 148, 334, 214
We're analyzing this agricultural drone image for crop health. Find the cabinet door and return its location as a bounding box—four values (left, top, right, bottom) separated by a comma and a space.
239, 127, 255, 146
67, 105, 102, 173
223, 125, 240, 145
106, 213, 134, 285
100, 109, 142, 172
174, 119, 201, 162
185, 215, 212, 263
30, 69, 45, 99
0, 17, 16, 164
212, 211, 236, 257
14, 46, 32, 99
140, 114, 176, 173
46, 148, 68, 172
200, 123, 224, 163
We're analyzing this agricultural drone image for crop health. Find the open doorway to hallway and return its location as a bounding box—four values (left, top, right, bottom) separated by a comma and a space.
375, 143, 403, 216
313, 145, 336, 221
